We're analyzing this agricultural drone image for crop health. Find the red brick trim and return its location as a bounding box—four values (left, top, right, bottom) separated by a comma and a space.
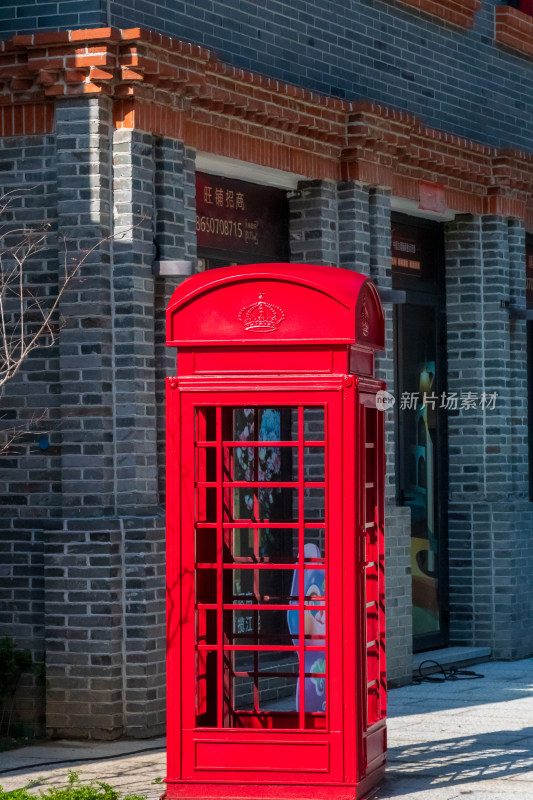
383, 0, 481, 29
114, 98, 339, 180
495, 6, 533, 58
0, 102, 54, 135
2, 27, 533, 223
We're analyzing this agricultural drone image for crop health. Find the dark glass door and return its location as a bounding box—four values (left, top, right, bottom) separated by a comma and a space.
396, 300, 448, 650
392, 214, 448, 653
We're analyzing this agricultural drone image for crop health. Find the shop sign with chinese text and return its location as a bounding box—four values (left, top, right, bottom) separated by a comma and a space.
391, 226, 421, 273
196, 172, 288, 260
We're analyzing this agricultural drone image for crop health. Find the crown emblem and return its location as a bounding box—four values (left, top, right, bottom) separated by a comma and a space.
238, 293, 285, 332
360, 298, 370, 337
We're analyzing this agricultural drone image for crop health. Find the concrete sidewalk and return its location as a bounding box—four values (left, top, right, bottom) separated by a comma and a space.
0, 659, 532, 799
379, 657, 533, 799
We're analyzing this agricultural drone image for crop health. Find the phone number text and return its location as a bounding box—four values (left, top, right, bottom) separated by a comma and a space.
196, 215, 243, 238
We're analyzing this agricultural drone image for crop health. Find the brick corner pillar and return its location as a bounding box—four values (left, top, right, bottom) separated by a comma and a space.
44, 99, 170, 741
112, 125, 167, 738
337, 181, 371, 274
367, 186, 413, 686
445, 214, 533, 659
112, 126, 159, 518
153, 138, 197, 502
46, 95, 124, 740
123, 134, 197, 739
288, 179, 338, 266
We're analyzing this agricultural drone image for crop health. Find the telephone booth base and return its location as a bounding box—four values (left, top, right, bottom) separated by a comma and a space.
164, 766, 385, 800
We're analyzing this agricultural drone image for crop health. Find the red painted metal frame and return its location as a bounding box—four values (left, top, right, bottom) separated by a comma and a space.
166, 264, 387, 800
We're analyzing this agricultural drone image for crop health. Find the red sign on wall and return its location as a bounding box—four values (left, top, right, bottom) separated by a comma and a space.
418, 182, 446, 214
196, 172, 289, 260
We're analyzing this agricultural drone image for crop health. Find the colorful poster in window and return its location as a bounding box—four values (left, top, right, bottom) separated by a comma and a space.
407, 362, 439, 637
287, 544, 326, 713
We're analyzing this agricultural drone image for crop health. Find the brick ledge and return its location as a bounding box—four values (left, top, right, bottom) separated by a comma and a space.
495, 6, 533, 59
385, 0, 481, 30
2, 27, 533, 224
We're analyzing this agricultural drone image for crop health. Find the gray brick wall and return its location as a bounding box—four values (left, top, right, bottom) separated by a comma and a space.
0, 101, 201, 738
289, 180, 338, 267
3, 1, 533, 154
45, 96, 121, 739
0, 131, 58, 737
153, 140, 196, 506
112, 128, 159, 518
43, 100, 186, 738
508, 220, 530, 498
55, 96, 115, 518
108, 0, 533, 152
338, 183, 412, 683
44, 520, 124, 739
0, 0, 104, 35
445, 214, 533, 658
0, 134, 59, 521
338, 182, 370, 273
121, 514, 166, 738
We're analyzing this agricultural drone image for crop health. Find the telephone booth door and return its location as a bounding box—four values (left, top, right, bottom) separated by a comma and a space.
174, 388, 345, 780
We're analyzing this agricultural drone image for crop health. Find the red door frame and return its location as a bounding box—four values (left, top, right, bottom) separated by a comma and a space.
167, 374, 386, 798
172, 383, 345, 784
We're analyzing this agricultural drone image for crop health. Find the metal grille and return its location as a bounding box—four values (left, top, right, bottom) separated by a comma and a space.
194, 405, 328, 730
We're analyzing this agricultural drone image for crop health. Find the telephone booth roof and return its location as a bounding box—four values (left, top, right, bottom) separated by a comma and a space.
166, 263, 384, 350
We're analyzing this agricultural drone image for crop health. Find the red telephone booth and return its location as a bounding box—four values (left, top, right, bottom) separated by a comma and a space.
165, 264, 387, 800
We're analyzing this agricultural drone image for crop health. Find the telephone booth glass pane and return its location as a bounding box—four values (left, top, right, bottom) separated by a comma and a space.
194, 405, 327, 729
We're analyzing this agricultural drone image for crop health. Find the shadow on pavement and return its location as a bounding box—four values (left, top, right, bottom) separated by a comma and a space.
385, 726, 533, 791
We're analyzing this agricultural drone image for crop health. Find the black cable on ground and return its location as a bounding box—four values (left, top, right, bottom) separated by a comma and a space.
412, 659, 484, 684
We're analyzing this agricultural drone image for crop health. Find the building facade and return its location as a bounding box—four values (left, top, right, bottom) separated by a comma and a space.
1, 0, 533, 739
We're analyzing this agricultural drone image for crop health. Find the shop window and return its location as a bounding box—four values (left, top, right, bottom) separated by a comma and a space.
392, 213, 449, 651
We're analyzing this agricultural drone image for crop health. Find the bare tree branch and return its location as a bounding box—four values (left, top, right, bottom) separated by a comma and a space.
0, 410, 48, 456
0, 188, 142, 452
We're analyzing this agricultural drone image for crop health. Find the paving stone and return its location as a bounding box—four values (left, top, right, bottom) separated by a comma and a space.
1, 660, 532, 800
